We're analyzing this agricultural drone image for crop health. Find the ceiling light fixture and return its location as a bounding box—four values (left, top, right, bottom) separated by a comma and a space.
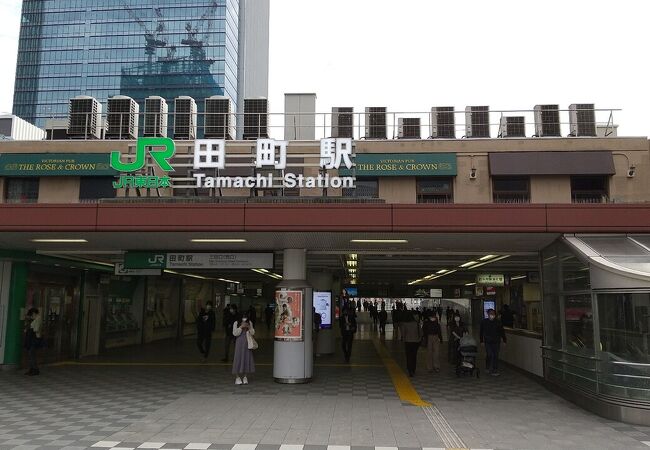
479, 254, 498, 261
466, 254, 511, 270
511, 275, 527, 281
436, 269, 448, 274
31, 239, 88, 243
190, 239, 247, 243
350, 239, 408, 244
465, 282, 476, 286
460, 261, 478, 268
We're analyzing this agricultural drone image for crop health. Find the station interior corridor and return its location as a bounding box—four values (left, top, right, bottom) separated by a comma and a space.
3, 313, 650, 450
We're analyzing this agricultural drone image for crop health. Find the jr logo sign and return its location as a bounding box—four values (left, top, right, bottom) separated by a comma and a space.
110, 138, 176, 189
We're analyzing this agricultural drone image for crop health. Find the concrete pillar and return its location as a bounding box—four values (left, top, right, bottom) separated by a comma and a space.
273, 249, 313, 383
308, 271, 335, 355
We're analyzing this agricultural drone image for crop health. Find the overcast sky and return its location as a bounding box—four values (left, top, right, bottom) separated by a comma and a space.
1, 0, 648, 136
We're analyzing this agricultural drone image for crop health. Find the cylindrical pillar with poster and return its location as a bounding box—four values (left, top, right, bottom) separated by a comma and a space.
273, 249, 313, 383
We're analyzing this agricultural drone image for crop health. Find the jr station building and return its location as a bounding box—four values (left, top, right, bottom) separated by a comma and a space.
0, 98, 649, 426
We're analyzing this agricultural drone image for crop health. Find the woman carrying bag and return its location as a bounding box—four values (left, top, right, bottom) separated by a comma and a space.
232, 310, 257, 385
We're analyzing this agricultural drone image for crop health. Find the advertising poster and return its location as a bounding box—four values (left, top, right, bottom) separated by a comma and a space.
313, 291, 332, 329
275, 289, 303, 341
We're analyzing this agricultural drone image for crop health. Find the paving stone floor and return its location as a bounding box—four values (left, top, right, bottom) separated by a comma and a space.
2, 324, 650, 450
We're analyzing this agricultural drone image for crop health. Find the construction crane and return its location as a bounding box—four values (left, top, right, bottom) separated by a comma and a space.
181, 0, 219, 59
123, 4, 167, 60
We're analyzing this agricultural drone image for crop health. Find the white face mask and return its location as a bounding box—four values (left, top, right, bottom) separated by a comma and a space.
455, 317, 460, 323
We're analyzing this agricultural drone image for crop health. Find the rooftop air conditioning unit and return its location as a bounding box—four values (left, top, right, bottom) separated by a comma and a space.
465, 106, 490, 138
106, 95, 139, 139
174, 96, 197, 140
365, 107, 387, 139
498, 116, 526, 138
331, 107, 354, 138
569, 103, 596, 137
144, 96, 168, 137
204, 96, 235, 140
430, 106, 455, 138
533, 104, 561, 137
398, 117, 421, 139
67, 96, 102, 139
243, 97, 269, 140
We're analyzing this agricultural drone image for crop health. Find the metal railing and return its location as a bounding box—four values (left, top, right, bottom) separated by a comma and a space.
44, 106, 622, 141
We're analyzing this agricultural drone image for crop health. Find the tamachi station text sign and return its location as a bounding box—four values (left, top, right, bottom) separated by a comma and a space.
340, 153, 456, 177
0, 153, 116, 176
110, 137, 357, 190
124, 252, 274, 270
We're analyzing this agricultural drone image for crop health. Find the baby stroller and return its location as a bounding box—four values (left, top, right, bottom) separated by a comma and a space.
456, 334, 480, 378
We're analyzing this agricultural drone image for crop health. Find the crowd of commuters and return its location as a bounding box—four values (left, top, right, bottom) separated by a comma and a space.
22, 296, 511, 381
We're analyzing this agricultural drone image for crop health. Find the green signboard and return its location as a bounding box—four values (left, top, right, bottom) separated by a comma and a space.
124, 252, 167, 269
0, 153, 116, 176
340, 153, 457, 177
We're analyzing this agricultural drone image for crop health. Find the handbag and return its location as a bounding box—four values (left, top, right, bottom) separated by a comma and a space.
246, 331, 258, 350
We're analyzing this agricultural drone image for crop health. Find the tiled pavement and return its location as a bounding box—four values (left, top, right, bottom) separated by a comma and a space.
2, 325, 650, 450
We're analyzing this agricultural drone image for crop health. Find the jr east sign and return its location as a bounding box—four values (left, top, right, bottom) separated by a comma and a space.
110, 138, 356, 190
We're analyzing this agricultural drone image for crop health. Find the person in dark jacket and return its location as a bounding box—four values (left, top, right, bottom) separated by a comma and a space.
378, 306, 388, 334
196, 302, 216, 361
448, 313, 467, 364
264, 304, 274, 331
339, 307, 357, 363
24, 308, 42, 376
422, 312, 443, 373
480, 308, 507, 376
500, 304, 515, 328
221, 304, 238, 362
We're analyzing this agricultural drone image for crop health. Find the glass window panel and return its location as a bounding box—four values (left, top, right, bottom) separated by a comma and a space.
4, 178, 39, 203
343, 178, 378, 198
564, 293, 594, 354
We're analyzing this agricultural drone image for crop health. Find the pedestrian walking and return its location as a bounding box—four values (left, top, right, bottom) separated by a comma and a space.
402, 311, 421, 377
422, 311, 443, 373
378, 306, 388, 334
480, 308, 507, 376
232, 311, 256, 385
448, 313, 466, 364
264, 304, 274, 331
339, 307, 357, 363
196, 302, 216, 361
313, 306, 322, 357
24, 308, 42, 376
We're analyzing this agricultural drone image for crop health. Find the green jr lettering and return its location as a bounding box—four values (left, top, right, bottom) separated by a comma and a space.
110, 137, 175, 172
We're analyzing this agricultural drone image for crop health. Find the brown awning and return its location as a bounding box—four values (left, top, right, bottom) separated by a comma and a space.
489, 151, 615, 176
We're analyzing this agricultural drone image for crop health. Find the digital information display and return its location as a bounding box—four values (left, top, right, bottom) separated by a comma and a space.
313, 291, 332, 329
483, 300, 496, 319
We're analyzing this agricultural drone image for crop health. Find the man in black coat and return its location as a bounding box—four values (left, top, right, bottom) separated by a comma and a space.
197, 302, 217, 361
480, 308, 507, 376
378, 306, 388, 334
339, 307, 357, 363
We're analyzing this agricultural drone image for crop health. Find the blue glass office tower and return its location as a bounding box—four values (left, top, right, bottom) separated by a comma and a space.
12, 0, 267, 133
